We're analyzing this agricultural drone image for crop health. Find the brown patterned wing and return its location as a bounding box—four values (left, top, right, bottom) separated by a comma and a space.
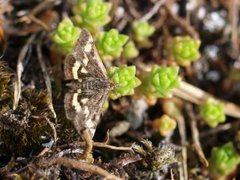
64, 89, 108, 137
64, 29, 108, 80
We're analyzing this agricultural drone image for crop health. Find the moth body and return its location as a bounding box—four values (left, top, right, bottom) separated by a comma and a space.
66, 78, 114, 92
81, 78, 113, 91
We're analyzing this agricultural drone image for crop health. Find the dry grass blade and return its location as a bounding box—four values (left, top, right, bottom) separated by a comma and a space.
186, 103, 209, 167
36, 39, 56, 118
13, 34, 36, 110
176, 113, 188, 180
164, 4, 199, 39
229, 0, 239, 53
44, 117, 57, 144
139, 0, 166, 22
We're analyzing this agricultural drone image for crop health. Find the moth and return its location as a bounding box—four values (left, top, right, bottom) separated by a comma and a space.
64, 29, 115, 137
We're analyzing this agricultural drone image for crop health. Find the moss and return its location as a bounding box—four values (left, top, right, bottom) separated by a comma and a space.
0, 89, 53, 155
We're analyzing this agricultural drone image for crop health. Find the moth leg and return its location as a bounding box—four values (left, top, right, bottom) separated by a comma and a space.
80, 129, 94, 163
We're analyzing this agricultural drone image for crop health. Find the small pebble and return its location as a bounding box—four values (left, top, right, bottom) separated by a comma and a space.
203, 11, 226, 33
204, 45, 219, 60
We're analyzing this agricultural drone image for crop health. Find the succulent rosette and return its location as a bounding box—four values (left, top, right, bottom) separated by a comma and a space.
152, 115, 177, 137
108, 66, 141, 100
209, 142, 240, 178
133, 21, 155, 43
122, 40, 139, 59
97, 29, 129, 61
200, 98, 225, 127
171, 36, 200, 66
72, 0, 112, 33
52, 18, 80, 54
150, 66, 180, 97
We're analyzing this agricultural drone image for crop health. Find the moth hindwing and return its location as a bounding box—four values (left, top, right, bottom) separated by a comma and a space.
64, 29, 113, 137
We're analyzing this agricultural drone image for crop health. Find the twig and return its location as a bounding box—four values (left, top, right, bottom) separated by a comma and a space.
173, 81, 240, 118
19, 0, 60, 32
13, 34, 36, 110
124, 0, 141, 19
37, 147, 50, 157
58, 138, 133, 152
27, 15, 51, 32
229, 0, 239, 53
186, 103, 209, 167
94, 142, 133, 151
164, 4, 199, 39
88, 131, 133, 152
40, 157, 123, 180
36, 38, 56, 118
175, 112, 188, 180
44, 117, 57, 144
29, 0, 60, 17
139, 0, 166, 22
153, 7, 167, 29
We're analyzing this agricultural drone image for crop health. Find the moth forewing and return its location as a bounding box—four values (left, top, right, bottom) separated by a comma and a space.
64, 54, 80, 80
77, 29, 108, 78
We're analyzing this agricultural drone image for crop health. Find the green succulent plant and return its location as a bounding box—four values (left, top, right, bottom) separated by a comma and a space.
96, 29, 129, 61
122, 40, 139, 59
170, 36, 200, 66
132, 21, 155, 47
108, 66, 141, 100
200, 98, 225, 127
148, 66, 180, 97
153, 115, 177, 137
72, 0, 112, 33
52, 18, 80, 54
209, 142, 240, 179
137, 66, 181, 102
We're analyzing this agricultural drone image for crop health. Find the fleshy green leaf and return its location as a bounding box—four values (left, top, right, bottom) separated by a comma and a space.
209, 142, 240, 178
152, 115, 177, 137
72, 0, 112, 33
108, 66, 141, 99
52, 18, 80, 54
133, 21, 155, 42
150, 66, 181, 97
97, 29, 129, 61
171, 36, 200, 66
122, 40, 139, 59
132, 21, 155, 48
200, 98, 225, 127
